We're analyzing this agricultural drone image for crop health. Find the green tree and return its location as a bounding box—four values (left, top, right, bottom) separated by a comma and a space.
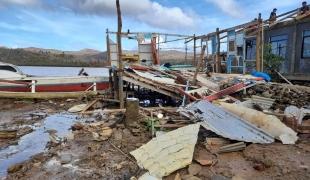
263, 44, 284, 78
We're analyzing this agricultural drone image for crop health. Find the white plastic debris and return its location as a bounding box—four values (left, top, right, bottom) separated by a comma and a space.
68, 104, 87, 113
139, 172, 162, 180
284, 105, 310, 124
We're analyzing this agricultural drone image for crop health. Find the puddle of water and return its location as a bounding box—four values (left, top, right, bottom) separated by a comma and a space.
0, 113, 77, 177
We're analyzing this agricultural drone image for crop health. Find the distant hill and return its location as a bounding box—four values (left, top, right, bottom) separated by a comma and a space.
159, 50, 194, 65
0, 47, 193, 67
0, 47, 108, 67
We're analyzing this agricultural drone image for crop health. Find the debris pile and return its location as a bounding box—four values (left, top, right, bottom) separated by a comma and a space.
2, 69, 310, 180
245, 83, 310, 110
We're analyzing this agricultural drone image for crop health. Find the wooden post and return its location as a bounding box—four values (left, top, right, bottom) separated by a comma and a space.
193, 34, 196, 66
256, 13, 262, 71
157, 34, 160, 64
116, 0, 124, 108
185, 42, 188, 64
215, 28, 221, 73
290, 23, 297, 74
125, 98, 139, 127
193, 45, 206, 84
106, 29, 111, 65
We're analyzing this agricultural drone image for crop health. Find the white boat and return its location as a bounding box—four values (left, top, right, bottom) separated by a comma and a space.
0, 62, 110, 98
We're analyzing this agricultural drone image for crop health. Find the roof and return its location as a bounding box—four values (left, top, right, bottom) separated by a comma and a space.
180, 100, 275, 144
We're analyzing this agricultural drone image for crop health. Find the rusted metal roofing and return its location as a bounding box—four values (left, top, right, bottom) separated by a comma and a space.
180, 100, 275, 144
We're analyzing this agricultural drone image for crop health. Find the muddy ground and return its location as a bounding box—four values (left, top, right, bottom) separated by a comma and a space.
0, 98, 80, 149
0, 98, 310, 180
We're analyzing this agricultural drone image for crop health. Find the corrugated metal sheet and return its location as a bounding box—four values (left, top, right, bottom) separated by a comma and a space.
180, 100, 274, 144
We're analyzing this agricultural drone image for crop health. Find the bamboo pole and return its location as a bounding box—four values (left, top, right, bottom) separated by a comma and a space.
116, 0, 124, 108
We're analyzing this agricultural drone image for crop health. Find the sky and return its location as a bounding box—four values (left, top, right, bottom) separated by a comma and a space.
0, 0, 305, 51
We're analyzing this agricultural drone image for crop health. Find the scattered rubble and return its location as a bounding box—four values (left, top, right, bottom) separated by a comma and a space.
1, 70, 309, 180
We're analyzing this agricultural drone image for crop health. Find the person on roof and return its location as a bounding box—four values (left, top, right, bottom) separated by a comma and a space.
269, 8, 277, 23
299, 1, 310, 15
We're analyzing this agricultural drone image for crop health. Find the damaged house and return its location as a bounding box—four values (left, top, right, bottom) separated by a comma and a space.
197, 7, 310, 81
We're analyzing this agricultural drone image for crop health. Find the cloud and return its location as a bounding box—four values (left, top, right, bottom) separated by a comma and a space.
0, 0, 198, 30
136, 2, 195, 29
0, 0, 40, 7
0, 21, 41, 32
206, 0, 242, 18
60, 0, 197, 30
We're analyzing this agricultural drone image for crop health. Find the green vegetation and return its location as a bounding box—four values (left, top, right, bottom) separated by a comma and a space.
263, 44, 284, 78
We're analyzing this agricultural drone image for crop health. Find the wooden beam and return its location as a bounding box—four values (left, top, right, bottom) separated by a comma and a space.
215, 28, 221, 73
193, 34, 196, 66
107, 31, 191, 38
291, 23, 297, 74
106, 28, 111, 65
193, 45, 206, 84
256, 14, 263, 71
0, 91, 97, 99
81, 99, 99, 114
116, 0, 124, 108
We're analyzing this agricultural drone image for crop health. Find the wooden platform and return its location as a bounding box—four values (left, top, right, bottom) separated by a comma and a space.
0, 91, 98, 99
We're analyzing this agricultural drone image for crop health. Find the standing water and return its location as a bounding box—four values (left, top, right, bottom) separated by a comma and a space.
0, 113, 77, 177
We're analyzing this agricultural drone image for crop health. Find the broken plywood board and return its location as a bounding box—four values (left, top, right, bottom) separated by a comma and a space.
123, 76, 180, 99
133, 70, 176, 85
130, 124, 200, 178
180, 100, 274, 144
219, 102, 298, 144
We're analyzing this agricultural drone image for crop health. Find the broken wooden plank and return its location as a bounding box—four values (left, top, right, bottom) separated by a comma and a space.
0, 130, 17, 139
204, 83, 245, 101
154, 124, 186, 128
81, 99, 99, 114
218, 142, 246, 153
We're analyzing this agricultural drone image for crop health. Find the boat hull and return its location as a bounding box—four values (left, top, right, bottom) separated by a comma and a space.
0, 76, 110, 92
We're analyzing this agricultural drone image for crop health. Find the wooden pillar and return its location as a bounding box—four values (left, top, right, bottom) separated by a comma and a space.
215, 28, 221, 73
256, 13, 263, 71
290, 23, 297, 74
157, 34, 160, 64
106, 29, 111, 65
116, 0, 124, 108
193, 45, 206, 84
193, 34, 196, 66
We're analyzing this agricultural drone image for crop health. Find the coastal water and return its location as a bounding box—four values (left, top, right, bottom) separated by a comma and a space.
18, 66, 109, 77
